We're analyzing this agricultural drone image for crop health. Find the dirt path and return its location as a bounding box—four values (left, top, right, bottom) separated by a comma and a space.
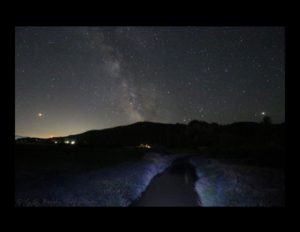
131, 156, 201, 207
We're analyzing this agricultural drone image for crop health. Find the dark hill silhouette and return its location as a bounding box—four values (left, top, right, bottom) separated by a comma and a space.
16, 120, 285, 150
66, 121, 187, 147
15, 120, 285, 168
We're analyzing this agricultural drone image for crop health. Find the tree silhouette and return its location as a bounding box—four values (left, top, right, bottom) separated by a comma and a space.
262, 116, 272, 125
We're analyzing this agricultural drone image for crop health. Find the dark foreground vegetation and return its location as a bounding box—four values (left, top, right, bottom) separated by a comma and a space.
15, 145, 147, 172
15, 118, 285, 206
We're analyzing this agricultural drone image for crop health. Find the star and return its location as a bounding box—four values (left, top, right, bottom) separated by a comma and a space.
15, 26, 285, 138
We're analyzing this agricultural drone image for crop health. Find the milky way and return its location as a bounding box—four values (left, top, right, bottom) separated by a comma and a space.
15, 27, 285, 138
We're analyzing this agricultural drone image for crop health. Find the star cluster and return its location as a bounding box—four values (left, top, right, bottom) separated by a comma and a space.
15, 27, 285, 138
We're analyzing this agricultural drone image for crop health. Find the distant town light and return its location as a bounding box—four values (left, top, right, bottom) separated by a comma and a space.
139, 143, 151, 149
54, 141, 58, 144
65, 140, 70, 144
70, 140, 76, 145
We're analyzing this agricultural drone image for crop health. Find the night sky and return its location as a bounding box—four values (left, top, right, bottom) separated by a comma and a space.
15, 27, 285, 138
